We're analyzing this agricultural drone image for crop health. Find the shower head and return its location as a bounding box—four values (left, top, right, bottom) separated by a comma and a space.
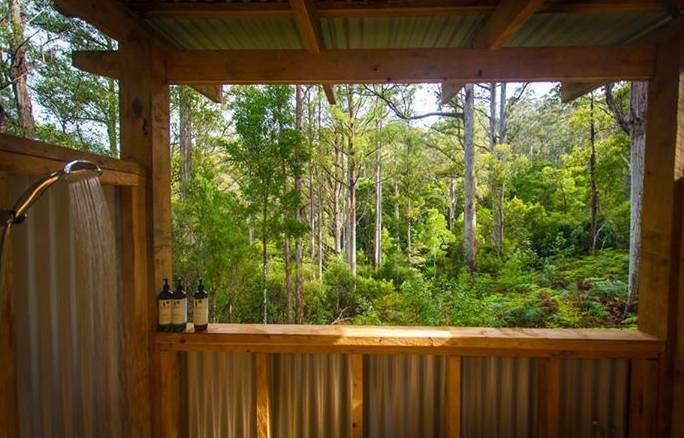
2, 159, 102, 224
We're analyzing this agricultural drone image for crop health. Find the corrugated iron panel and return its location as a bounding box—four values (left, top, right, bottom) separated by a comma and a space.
147, 17, 304, 49
9, 174, 124, 438
365, 354, 446, 437
271, 353, 352, 438
321, 16, 485, 49
560, 359, 629, 438
462, 357, 539, 438
506, 12, 670, 47
185, 352, 256, 438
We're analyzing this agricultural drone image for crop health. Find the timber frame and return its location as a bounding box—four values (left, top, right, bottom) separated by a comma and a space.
0, 0, 683, 437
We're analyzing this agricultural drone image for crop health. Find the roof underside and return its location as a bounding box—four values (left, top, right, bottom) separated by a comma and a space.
124, 1, 673, 50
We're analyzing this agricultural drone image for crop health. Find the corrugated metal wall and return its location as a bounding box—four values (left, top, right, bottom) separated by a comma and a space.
9, 174, 124, 438
183, 353, 630, 438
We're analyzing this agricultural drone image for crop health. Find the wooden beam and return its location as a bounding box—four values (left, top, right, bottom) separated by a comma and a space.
0, 172, 18, 438
289, 0, 322, 54
441, 80, 466, 104
351, 354, 363, 438
559, 81, 607, 103
323, 84, 336, 105
161, 45, 655, 84
156, 324, 665, 358
54, 0, 153, 42
538, 357, 561, 438
255, 353, 271, 438
130, 0, 675, 19
445, 356, 461, 438
474, 0, 545, 49
71, 51, 223, 103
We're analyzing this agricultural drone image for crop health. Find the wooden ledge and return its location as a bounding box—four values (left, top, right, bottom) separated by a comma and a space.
156, 324, 664, 358
0, 134, 144, 186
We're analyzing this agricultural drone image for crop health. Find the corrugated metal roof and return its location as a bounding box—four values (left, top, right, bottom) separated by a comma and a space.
321, 15, 485, 49
146, 17, 304, 50
506, 12, 670, 47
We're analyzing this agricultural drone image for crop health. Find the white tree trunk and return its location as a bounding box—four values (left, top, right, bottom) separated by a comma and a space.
463, 84, 478, 271
374, 150, 382, 269
627, 81, 647, 309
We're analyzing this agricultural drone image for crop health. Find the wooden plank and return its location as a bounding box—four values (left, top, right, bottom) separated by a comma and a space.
54, 0, 151, 42
255, 353, 271, 438
538, 357, 561, 438
559, 81, 607, 103
673, 179, 684, 438
323, 84, 336, 105
445, 356, 461, 438
351, 354, 363, 438
131, 0, 674, 19
0, 172, 18, 438
120, 183, 151, 437
156, 324, 665, 358
629, 359, 659, 438
119, 37, 173, 438
441, 81, 466, 104
289, 0, 322, 54
474, 0, 545, 49
191, 85, 223, 103
162, 45, 655, 84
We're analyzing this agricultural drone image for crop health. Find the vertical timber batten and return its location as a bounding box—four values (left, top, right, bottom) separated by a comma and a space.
119, 36, 175, 437
0, 172, 19, 437
351, 354, 363, 438
445, 356, 461, 438
638, 32, 684, 437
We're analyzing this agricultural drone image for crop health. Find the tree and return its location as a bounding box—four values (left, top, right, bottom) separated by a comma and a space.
7, 0, 35, 137
463, 83, 477, 271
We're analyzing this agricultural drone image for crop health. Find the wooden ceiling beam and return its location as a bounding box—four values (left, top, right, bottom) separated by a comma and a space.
441, 81, 467, 104
559, 82, 607, 103
162, 45, 655, 84
289, 0, 323, 54
126, 0, 674, 19
474, 0, 545, 49
71, 51, 223, 103
54, 0, 147, 41
323, 85, 336, 105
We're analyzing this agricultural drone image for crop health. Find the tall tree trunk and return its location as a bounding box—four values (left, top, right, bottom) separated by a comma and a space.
463, 84, 478, 271
294, 85, 304, 323
105, 38, 118, 154
374, 148, 382, 269
498, 83, 507, 143
589, 93, 599, 255
346, 89, 357, 276
332, 143, 342, 254
179, 87, 193, 184
317, 175, 324, 279
285, 235, 293, 323
9, 0, 35, 138
394, 179, 401, 245
627, 81, 647, 310
448, 178, 456, 231
489, 83, 503, 254
407, 198, 412, 262
262, 197, 269, 324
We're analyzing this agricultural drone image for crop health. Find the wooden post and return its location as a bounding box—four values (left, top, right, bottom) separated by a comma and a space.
0, 172, 18, 437
118, 35, 174, 437
351, 354, 363, 438
538, 357, 560, 438
445, 356, 461, 438
255, 353, 271, 438
638, 33, 684, 437
629, 358, 659, 438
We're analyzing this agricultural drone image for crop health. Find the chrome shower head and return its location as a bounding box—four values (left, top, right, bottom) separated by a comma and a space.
2, 159, 102, 224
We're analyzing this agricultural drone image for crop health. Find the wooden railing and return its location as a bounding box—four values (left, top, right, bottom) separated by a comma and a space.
156, 324, 664, 438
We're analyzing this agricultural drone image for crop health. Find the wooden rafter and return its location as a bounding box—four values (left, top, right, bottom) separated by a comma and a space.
126, 0, 676, 19
473, 0, 545, 49
559, 81, 607, 103
289, 0, 322, 54
73, 45, 655, 84
441, 81, 467, 104
323, 85, 336, 105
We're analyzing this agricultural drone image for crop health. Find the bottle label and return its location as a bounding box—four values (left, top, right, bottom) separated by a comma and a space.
172, 298, 187, 325
194, 298, 209, 326
158, 299, 172, 325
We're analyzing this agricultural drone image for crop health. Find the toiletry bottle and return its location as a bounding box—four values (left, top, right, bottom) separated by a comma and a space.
193, 279, 209, 332
157, 278, 173, 332
171, 278, 187, 332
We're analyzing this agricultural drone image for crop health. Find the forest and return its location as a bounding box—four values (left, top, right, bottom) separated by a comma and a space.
1, 0, 645, 328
